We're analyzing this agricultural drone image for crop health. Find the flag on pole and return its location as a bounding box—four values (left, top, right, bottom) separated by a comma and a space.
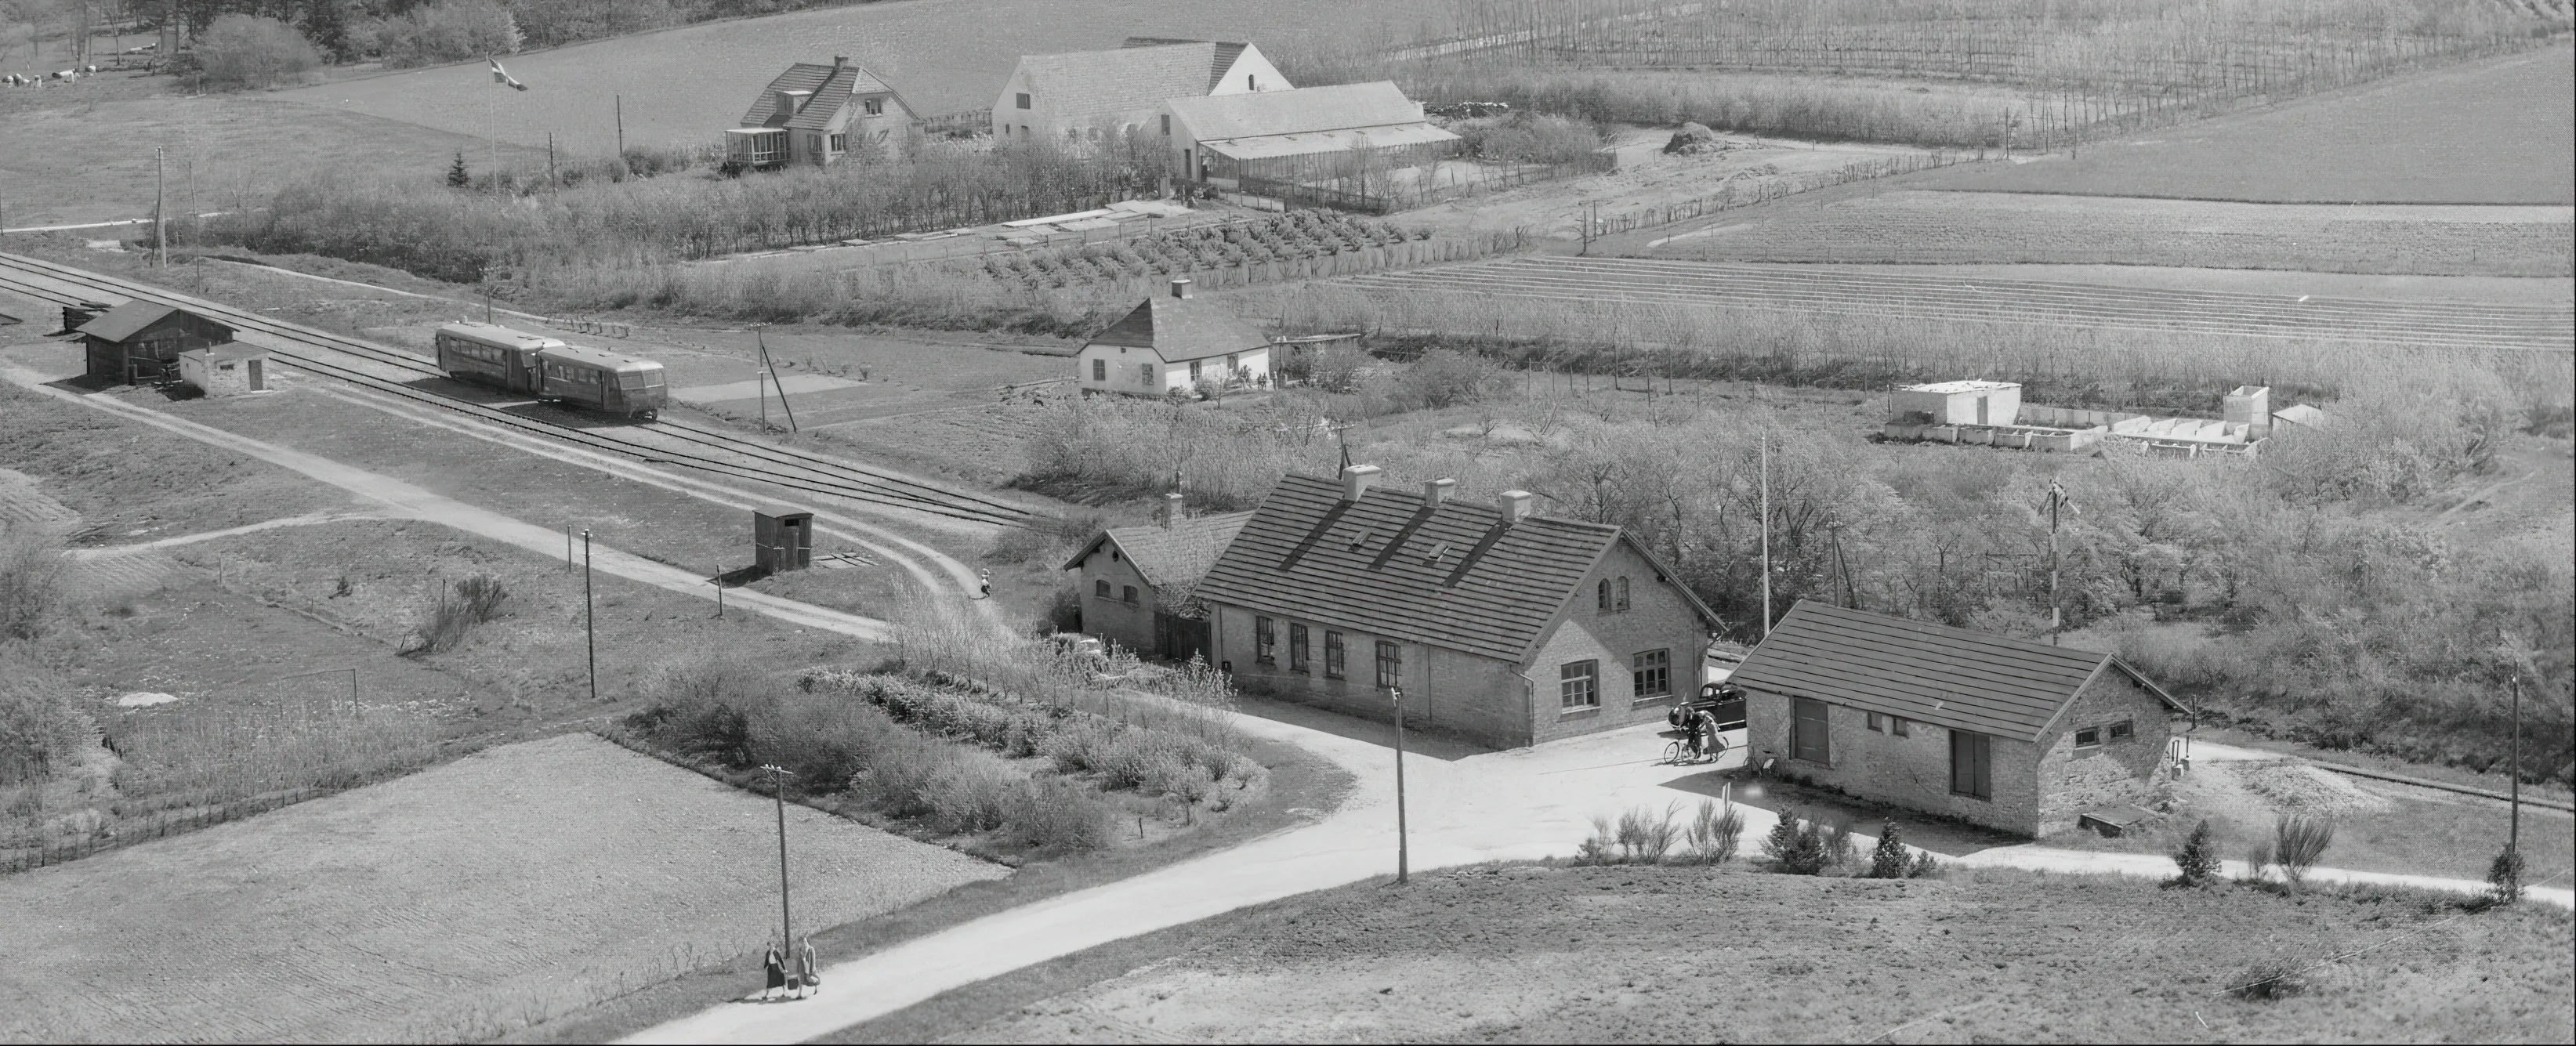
489, 56, 527, 91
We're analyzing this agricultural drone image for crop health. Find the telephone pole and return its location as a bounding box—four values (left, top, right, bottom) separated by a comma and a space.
763, 764, 797, 955
154, 145, 167, 268
1389, 684, 1408, 885
2045, 479, 2068, 644
1759, 434, 1771, 638
582, 528, 597, 702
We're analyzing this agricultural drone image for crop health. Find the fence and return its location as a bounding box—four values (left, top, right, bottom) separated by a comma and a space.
1234, 154, 1618, 214
1574, 149, 1966, 242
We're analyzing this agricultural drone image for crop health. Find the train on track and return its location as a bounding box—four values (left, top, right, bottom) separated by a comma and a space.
433, 322, 668, 418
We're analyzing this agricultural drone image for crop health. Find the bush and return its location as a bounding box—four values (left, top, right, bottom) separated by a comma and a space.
2170, 818, 2222, 887
408, 574, 510, 654
1390, 349, 1503, 411
1905, 850, 1940, 878
1868, 820, 1911, 879
847, 729, 944, 818
360, 0, 522, 68
1680, 798, 1745, 863
928, 761, 1017, 833
0, 653, 89, 787
1820, 814, 1860, 869
1614, 803, 1681, 863
2230, 962, 2306, 1001
2486, 846, 2527, 904
1763, 809, 1830, 874
0, 526, 67, 642
194, 14, 321, 90
1004, 776, 1112, 850
2273, 814, 2335, 885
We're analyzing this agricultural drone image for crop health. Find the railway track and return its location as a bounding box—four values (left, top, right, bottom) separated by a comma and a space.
1339, 256, 2576, 353
0, 252, 1038, 528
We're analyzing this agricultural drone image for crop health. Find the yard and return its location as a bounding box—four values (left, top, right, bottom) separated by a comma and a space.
0, 733, 1009, 1043
944, 863, 2576, 1044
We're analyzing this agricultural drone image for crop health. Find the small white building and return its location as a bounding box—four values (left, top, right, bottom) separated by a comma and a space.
993, 38, 1288, 144
176, 343, 268, 396
1077, 279, 1272, 398
1889, 379, 2023, 428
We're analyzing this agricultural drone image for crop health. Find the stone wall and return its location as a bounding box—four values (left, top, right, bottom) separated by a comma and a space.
2034, 669, 2178, 834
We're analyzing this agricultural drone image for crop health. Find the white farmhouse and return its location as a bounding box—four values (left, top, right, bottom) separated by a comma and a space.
993, 38, 1289, 144
1078, 279, 1272, 398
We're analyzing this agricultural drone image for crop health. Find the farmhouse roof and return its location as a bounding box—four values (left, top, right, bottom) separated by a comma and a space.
1062, 511, 1255, 590
741, 61, 904, 130
75, 301, 230, 344
1015, 43, 1216, 121
1121, 37, 1250, 91
1727, 602, 2183, 744
1085, 295, 1271, 364
1166, 82, 1429, 142
1197, 474, 1720, 663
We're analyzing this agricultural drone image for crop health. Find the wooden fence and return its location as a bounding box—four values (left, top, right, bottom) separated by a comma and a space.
1234, 154, 1618, 215
1576, 149, 1967, 242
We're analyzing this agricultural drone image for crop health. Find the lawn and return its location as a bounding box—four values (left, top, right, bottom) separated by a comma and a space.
948, 863, 2576, 1044
0, 371, 349, 542
270, 0, 1457, 156
1919, 44, 2574, 205
0, 733, 1009, 1043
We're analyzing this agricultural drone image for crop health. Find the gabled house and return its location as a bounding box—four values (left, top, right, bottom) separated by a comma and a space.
74, 301, 235, 383
1730, 602, 2188, 837
1077, 278, 1272, 397
1163, 81, 1459, 186
1061, 495, 1255, 662
726, 56, 917, 169
1197, 467, 1725, 749
991, 38, 1288, 144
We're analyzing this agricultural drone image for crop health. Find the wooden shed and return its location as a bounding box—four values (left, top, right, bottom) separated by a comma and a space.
177, 343, 270, 396
75, 302, 236, 384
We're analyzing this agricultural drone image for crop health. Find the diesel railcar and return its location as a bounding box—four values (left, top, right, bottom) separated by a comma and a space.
538, 344, 668, 418
433, 322, 565, 394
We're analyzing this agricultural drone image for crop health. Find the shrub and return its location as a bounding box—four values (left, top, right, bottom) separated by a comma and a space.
2273, 814, 2335, 885
1575, 814, 1618, 864
363, 0, 522, 68
1391, 349, 1503, 411
1458, 113, 1605, 165
1680, 798, 1745, 863
1820, 814, 1860, 869
0, 653, 89, 787
0, 526, 66, 642
928, 761, 1017, 833
1614, 803, 1682, 863
410, 574, 509, 654
454, 574, 509, 623
1763, 809, 1830, 874
1004, 776, 1112, 851
1868, 820, 1911, 879
2170, 818, 2222, 886
2486, 846, 2527, 904
2229, 962, 2306, 1001
848, 729, 944, 819
1905, 850, 1941, 879
194, 14, 321, 90
2239, 839, 2276, 885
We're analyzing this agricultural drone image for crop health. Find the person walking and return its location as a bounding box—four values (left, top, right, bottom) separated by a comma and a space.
795, 935, 821, 1000
761, 941, 787, 1001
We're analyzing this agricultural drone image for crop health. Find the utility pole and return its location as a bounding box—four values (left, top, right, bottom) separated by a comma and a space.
614, 94, 625, 157
2045, 479, 2068, 644
763, 763, 797, 958
2510, 672, 2522, 861
755, 325, 770, 429
582, 528, 596, 702
1759, 433, 1771, 639
154, 145, 166, 268
1389, 684, 1408, 885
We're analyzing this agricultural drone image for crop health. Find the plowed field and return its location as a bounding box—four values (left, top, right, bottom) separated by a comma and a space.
0, 734, 1006, 1043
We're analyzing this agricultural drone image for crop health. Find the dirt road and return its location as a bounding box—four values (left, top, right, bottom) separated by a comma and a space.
1, 367, 889, 639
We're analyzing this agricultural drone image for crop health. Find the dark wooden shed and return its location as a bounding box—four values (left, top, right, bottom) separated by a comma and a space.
76, 302, 236, 383
754, 506, 815, 574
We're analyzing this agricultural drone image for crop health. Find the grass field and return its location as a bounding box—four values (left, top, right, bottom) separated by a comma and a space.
0, 733, 1007, 1042
951, 863, 2576, 1044
1623, 190, 2574, 277
1922, 44, 2575, 204
270, 0, 1457, 155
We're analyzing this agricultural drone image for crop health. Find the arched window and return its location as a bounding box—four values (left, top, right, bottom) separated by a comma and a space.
1615, 576, 1631, 612
1597, 579, 1610, 612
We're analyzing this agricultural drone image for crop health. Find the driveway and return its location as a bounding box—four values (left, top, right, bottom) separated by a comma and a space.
621, 698, 2573, 1044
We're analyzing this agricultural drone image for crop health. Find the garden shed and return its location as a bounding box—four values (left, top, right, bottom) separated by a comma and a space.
74, 302, 235, 384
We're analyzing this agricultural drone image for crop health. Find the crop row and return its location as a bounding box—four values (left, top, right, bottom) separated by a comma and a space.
979, 211, 1430, 289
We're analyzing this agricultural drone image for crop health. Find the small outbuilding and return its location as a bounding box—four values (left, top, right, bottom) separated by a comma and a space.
75, 301, 236, 383
1062, 495, 1254, 661
176, 343, 269, 396
1730, 602, 2187, 837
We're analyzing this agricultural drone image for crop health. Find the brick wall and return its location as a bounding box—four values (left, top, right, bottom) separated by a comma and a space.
1209, 603, 1532, 748
1526, 542, 1708, 745
1072, 546, 1157, 655
2034, 670, 2178, 834
1745, 695, 2046, 835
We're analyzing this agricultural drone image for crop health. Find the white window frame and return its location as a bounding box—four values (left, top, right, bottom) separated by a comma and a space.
1560, 660, 1599, 711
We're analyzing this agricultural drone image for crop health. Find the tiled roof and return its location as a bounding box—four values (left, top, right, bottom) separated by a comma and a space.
741, 61, 904, 131
1062, 511, 1255, 590
1726, 602, 2183, 743
1016, 43, 1215, 122
1085, 295, 1270, 364
75, 301, 226, 343
1121, 37, 1251, 91
1197, 474, 1715, 663
1167, 82, 1426, 141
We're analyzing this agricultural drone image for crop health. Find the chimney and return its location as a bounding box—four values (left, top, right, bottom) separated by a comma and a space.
1170, 277, 1193, 299
1499, 490, 1534, 523
1342, 464, 1381, 502
1422, 477, 1455, 505
1161, 491, 1183, 527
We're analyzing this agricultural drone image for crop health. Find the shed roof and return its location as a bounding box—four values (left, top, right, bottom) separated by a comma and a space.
1902, 379, 2020, 394
1062, 510, 1255, 590
75, 301, 230, 344
1016, 43, 1217, 121
1167, 82, 1426, 141
1203, 121, 1461, 161
1197, 473, 1719, 663
741, 61, 904, 131
1085, 295, 1271, 364
1726, 602, 2182, 743
1121, 37, 1252, 92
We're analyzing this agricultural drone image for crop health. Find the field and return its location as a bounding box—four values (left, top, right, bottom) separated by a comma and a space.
1922, 45, 2576, 204
269, 0, 1460, 156
1332, 255, 2576, 353
949, 863, 2576, 1044
1619, 190, 2574, 277
0, 733, 1008, 1042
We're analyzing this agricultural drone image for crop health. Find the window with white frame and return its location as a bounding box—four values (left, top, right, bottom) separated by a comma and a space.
1631, 649, 1670, 698
1324, 632, 1346, 679
1092, 358, 1106, 381
1560, 661, 1599, 709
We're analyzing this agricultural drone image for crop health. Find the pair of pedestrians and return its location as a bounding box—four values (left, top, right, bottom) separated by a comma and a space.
760, 936, 819, 1001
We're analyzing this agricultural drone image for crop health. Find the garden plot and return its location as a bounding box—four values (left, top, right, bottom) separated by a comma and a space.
0, 733, 1006, 1044
1629, 190, 2574, 277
